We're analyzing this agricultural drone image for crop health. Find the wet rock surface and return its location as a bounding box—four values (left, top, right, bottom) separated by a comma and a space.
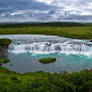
0, 38, 12, 58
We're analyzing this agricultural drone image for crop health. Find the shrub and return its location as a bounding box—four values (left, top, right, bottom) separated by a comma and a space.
39, 57, 56, 64
0, 58, 9, 64
0, 38, 12, 47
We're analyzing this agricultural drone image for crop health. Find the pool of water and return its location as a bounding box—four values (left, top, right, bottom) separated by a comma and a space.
0, 35, 92, 73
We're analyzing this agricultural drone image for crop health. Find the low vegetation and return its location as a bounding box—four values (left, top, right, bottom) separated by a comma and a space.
0, 38, 12, 47
39, 57, 56, 64
0, 67, 92, 92
0, 38, 12, 57
0, 22, 84, 28
0, 58, 9, 65
0, 22, 92, 39
0, 38, 11, 64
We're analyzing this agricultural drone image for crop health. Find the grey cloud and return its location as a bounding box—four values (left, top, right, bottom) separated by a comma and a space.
0, 0, 92, 22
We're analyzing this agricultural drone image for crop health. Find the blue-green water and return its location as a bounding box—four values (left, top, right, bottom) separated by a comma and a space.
2, 53, 92, 73
0, 35, 92, 73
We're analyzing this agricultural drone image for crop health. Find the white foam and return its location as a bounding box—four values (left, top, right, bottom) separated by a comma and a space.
8, 39, 92, 57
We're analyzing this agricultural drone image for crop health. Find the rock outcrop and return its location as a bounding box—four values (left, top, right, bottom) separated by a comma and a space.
0, 38, 12, 58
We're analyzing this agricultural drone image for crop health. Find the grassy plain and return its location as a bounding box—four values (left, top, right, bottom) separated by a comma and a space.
0, 22, 92, 39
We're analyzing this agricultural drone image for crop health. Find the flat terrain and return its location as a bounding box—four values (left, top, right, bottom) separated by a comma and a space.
0, 22, 92, 39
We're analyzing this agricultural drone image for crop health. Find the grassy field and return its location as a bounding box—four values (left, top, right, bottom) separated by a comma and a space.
0, 22, 92, 39
0, 66, 92, 92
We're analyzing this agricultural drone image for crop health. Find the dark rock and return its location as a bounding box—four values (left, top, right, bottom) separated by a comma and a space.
0, 38, 12, 58
0, 38, 12, 48
89, 69, 92, 72
89, 40, 92, 42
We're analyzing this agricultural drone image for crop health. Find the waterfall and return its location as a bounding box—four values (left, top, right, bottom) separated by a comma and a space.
8, 39, 92, 56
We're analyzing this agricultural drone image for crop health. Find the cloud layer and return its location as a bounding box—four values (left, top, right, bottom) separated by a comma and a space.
0, 0, 92, 22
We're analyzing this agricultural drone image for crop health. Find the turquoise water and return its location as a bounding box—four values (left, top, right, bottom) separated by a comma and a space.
2, 53, 92, 73
0, 35, 92, 73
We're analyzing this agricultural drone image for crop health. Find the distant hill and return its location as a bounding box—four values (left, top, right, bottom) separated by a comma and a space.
0, 22, 87, 28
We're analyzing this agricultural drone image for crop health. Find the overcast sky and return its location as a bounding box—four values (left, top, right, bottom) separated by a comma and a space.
0, 0, 92, 22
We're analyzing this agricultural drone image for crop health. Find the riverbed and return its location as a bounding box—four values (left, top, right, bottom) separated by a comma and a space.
0, 35, 92, 73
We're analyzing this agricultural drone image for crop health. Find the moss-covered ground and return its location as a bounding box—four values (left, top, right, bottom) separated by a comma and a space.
39, 57, 56, 64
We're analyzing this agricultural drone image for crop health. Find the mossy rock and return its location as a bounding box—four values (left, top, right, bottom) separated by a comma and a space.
0, 58, 9, 64
39, 57, 56, 64
0, 38, 12, 47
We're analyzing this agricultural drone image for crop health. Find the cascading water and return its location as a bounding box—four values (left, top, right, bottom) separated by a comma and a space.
8, 39, 92, 56
1, 35, 92, 73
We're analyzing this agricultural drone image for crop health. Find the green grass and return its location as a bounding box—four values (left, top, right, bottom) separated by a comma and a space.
0, 25, 92, 39
0, 58, 9, 64
0, 67, 92, 92
39, 58, 56, 64
0, 38, 12, 47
